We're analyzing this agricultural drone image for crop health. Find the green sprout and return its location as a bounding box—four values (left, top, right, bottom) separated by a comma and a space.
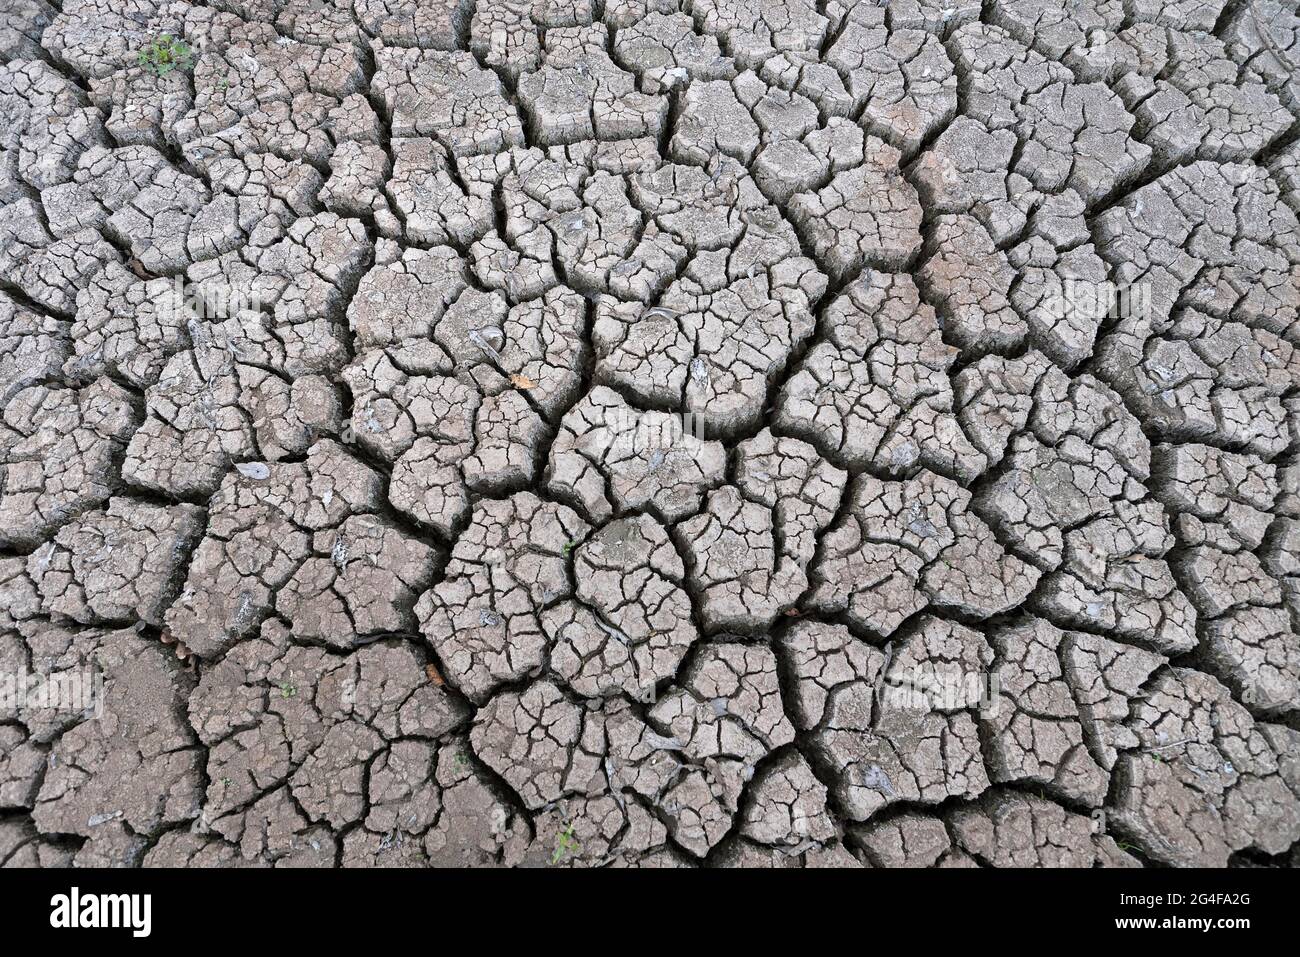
551, 822, 579, 865
561, 539, 579, 557
278, 681, 297, 699
138, 34, 194, 78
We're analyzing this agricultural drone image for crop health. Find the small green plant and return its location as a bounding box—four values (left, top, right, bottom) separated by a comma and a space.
278, 681, 297, 699
551, 822, 579, 865
138, 34, 193, 78
562, 539, 579, 557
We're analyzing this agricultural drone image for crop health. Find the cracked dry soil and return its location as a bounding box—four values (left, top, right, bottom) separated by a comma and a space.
1, 0, 1300, 869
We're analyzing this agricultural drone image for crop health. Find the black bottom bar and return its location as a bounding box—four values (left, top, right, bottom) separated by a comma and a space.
0, 866, 1291, 945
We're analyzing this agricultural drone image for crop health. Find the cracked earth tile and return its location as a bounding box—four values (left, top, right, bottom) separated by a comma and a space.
39, 144, 169, 239
469, 679, 587, 810
823, 3, 957, 156
983, 617, 1110, 806
888, 0, 982, 33
190, 620, 468, 862
358, 0, 474, 47
689, 0, 829, 70
0, 620, 101, 744
669, 76, 761, 167
808, 470, 1039, 635
386, 137, 494, 247
910, 116, 1033, 245
0, 290, 69, 404
1144, 30, 1293, 163
789, 135, 923, 279
1175, 545, 1283, 623
374, 47, 525, 157
0, 198, 122, 316
918, 213, 1025, 357
417, 493, 588, 703
32, 626, 203, 868
649, 642, 795, 801
175, 32, 366, 151
123, 343, 342, 499
952, 350, 1054, 469
779, 618, 991, 821
951, 23, 1151, 205
851, 811, 960, 868
164, 440, 386, 658
1147, 442, 1298, 715
976, 383, 1150, 573
989, 0, 1129, 71
776, 270, 985, 480
1034, 500, 1196, 655
547, 513, 697, 698
737, 751, 838, 852
948, 791, 1138, 867
1062, 631, 1167, 771
275, 514, 439, 649
418, 739, 532, 867
1099, 309, 1300, 460
347, 245, 470, 349
343, 345, 479, 465
523, 793, 684, 867
292, 720, 385, 830
594, 165, 827, 436
1007, 204, 1113, 369
496, 287, 588, 420
144, 832, 258, 868
320, 140, 395, 226
518, 25, 666, 146
753, 114, 865, 206
613, 12, 733, 94
42, 0, 185, 81
1094, 161, 1300, 399
678, 430, 845, 631
471, 665, 787, 859
1110, 667, 1300, 865
546, 385, 727, 524
469, 147, 608, 301
67, 263, 193, 389
349, 750, 525, 867
0, 59, 107, 192
210, 786, 338, 867
712, 836, 860, 867
184, 211, 372, 381
90, 62, 193, 153
464, 389, 550, 495
468, 0, 584, 79
28, 497, 204, 626
0, 725, 45, 812
0, 819, 77, 868
1223, 1, 1300, 112
0, 0, 54, 61
0, 378, 138, 550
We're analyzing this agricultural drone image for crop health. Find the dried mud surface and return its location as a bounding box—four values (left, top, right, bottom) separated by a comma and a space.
2, 0, 1300, 868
